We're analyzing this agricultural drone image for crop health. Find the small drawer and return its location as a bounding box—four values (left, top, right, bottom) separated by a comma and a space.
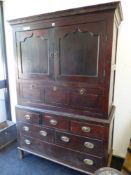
16, 109, 41, 124
71, 121, 104, 139
43, 114, 69, 131
19, 83, 44, 104
17, 123, 54, 143
55, 131, 103, 156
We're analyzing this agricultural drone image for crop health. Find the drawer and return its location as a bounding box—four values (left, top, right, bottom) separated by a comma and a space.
45, 86, 103, 112
71, 121, 104, 139
43, 113, 69, 131
16, 109, 41, 124
17, 123, 54, 143
69, 88, 102, 110
19, 136, 103, 173
45, 86, 69, 107
19, 83, 44, 104
55, 131, 103, 156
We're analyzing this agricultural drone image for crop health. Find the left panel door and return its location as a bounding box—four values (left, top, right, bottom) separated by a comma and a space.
16, 28, 54, 80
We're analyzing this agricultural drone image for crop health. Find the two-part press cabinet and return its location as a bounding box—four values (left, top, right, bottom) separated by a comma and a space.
9, 2, 123, 174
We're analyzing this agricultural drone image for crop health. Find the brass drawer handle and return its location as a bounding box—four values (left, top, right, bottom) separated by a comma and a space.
84, 142, 94, 149
61, 136, 70, 143
23, 126, 29, 132
39, 130, 47, 137
83, 159, 94, 166
24, 114, 31, 120
81, 126, 91, 133
24, 139, 31, 145
49, 119, 58, 126
80, 88, 86, 95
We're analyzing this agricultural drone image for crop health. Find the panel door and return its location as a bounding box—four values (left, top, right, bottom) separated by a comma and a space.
16, 28, 53, 80
54, 21, 106, 85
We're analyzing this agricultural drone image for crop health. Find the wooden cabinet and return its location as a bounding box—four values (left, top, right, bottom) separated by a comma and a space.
9, 2, 122, 174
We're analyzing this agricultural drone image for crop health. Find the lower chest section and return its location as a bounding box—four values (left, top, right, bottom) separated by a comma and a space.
16, 106, 113, 174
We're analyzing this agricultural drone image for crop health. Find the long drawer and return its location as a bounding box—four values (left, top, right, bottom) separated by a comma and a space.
19, 136, 104, 173
55, 131, 103, 156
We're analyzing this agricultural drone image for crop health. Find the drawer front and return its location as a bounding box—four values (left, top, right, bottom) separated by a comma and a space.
17, 123, 54, 143
45, 86, 103, 112
55, 131, 103, 156
71, 121, 104, 139
45, 86, 69, 107
19, 83, 44, 104
43, 113, 69, 131
19, 136, 103, 173
16, 109, 41, 124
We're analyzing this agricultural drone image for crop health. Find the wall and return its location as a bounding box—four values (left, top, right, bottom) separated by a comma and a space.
3, 0, 131, 158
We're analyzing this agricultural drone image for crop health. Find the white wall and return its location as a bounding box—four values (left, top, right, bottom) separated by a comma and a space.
3, 0, 131, 158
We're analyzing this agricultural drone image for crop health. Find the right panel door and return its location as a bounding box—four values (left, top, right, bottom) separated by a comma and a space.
54, 21, 107, 86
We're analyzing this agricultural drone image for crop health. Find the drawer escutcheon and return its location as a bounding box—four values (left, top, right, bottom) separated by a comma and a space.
81, 126, 91, 133
23, 126, 29, 132
24, 114, 31, 120
50, 119, 58, 126
61, 136, 70, 143
83, 159, 94, 166
84, 142, 94, 149
24, 139, 31, 145
39, 130, 47, 137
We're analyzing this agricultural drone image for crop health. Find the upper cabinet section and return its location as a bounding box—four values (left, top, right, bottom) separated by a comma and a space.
9, 2, 123, 118
9, 1, 123, 84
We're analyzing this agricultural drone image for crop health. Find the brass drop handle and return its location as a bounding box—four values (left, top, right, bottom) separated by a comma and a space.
80, 88, 86, 95
24, 139, 31, 145
24, 114, 31, 120
61, 136, 70, 143
39, 130, 47, 137
83, 159, 94, 166
49, 119, 58, 126
84, 142, 94, 149
81, 126, 91, 133
23, 126, 29, 132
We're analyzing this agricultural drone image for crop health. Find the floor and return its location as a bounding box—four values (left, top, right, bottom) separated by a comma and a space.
0, 141, 123, 175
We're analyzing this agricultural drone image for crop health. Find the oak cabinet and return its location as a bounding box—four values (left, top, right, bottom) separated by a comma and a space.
9, 2, 122, 174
